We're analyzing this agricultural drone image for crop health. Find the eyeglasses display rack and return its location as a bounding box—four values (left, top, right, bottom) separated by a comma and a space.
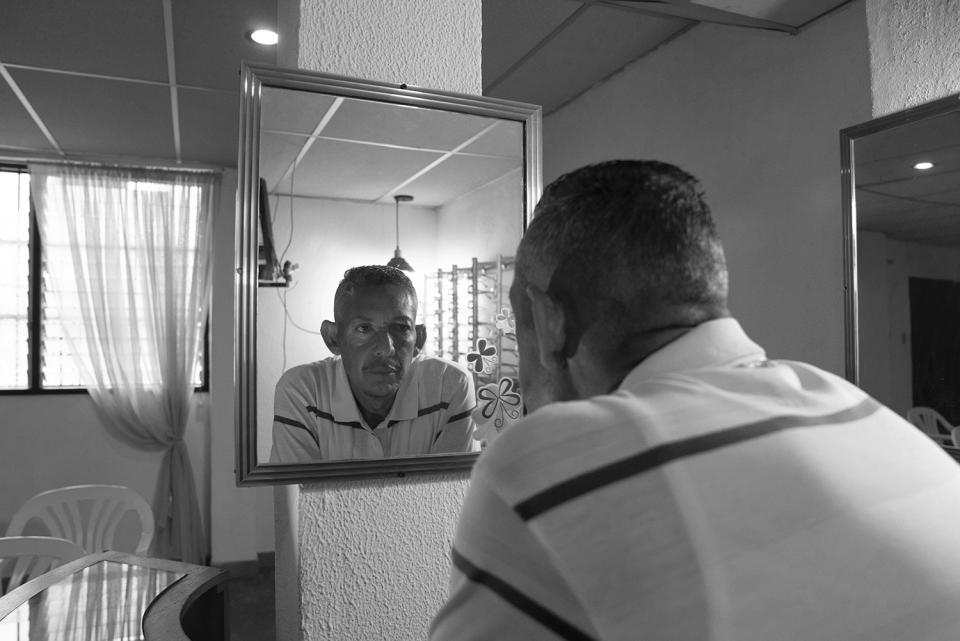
421, 255, 518, 388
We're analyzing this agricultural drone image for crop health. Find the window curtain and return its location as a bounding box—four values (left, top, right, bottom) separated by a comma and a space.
30, 163, 216, 564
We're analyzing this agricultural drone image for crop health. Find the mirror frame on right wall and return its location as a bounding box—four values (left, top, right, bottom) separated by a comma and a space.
840, 93, 960, 459
840, 93, 960, 384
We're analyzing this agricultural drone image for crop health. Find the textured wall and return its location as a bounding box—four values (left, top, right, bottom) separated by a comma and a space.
867, 0, 960, 116
282, 1, 482, 640
297, 0, 481, 93
299, 478, 469, 639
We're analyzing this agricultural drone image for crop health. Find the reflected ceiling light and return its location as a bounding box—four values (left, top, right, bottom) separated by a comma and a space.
248, 29, 279, 46
387, 195, 414, 272
913, 161, 935, 170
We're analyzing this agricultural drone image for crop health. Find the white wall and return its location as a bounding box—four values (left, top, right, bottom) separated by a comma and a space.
435, 168, 523, 267
542, 2, 873, 375
859, 229, 960, 417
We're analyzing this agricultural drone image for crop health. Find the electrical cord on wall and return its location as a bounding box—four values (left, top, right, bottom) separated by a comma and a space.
271, 162, 322, 374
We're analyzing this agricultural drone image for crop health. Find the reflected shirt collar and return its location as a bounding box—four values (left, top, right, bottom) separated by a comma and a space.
330, 356, 422, 427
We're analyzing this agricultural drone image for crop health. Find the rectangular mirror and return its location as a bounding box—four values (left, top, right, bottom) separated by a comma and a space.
841, 94, 960, 451
236, 64, 541, 484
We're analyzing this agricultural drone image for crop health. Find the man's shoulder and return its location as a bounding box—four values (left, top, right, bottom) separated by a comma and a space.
277, 357, 339, 386
413, 354, 472, 381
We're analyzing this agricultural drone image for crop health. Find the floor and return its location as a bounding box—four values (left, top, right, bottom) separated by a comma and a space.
226, 559, 276, 641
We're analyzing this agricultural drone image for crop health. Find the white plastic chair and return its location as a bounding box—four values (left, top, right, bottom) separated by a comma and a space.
5, 485, 155, 556
0, 535, 86, 594
906, 406, 954, 445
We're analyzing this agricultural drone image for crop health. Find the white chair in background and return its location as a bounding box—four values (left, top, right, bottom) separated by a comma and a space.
906, 406, 954, 446
0, 535, 86, 594
5, 485, 155, 556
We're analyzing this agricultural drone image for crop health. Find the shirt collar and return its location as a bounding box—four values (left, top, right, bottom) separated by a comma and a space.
330, 356, 421, 426
618, 317, 766, 390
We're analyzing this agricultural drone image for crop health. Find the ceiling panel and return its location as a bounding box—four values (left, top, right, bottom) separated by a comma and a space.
280, 137, 443, 202
489, 4, 689, 112
325, 100, 499, 151
0, 0, 167, 81
172, 0, 277, 90
10, 69, 175, 159
260, 133, 309, 191
179, 87, 242, 165
262, 88, 341, 136
460, 120, 523, 158
400, 154, 522, 207
0, 81, 53, 153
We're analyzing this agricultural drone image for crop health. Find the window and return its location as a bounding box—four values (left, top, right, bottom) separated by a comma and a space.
0, 165, 206, 392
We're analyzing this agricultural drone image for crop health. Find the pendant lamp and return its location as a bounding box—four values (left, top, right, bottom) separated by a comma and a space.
388, 194, 414, 271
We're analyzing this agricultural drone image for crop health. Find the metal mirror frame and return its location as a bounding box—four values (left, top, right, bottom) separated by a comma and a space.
235, 63, 542, 485
840, 93, 960, 386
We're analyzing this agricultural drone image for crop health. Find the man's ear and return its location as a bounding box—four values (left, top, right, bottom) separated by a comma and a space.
526, 285, 568, 370
414, 324, 427, 354
320, 320, 341, 355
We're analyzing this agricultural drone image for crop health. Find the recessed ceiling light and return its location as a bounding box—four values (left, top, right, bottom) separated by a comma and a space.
249, 29, 278, 46
913, 161, 934, 170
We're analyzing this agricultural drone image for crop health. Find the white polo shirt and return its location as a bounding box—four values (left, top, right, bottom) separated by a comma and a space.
271, 354, 476, 462
432, 318, 960, 641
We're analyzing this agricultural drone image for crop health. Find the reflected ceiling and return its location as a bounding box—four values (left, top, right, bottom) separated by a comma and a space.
855, 109, 960, 246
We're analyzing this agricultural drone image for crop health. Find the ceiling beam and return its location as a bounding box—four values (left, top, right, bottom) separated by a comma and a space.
483, 4, 592, 95
0, 64, 63, 155
595, 0, 799, 34
162, 0, 182, 164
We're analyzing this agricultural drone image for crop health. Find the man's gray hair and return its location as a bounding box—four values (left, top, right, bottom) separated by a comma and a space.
334, 265, 418, 320
516, 160, 728, 349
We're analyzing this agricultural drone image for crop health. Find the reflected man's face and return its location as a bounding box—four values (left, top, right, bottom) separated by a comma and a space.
335, 284, 419, 403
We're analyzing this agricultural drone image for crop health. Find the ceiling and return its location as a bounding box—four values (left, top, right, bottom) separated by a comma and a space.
0, 0, 853, 170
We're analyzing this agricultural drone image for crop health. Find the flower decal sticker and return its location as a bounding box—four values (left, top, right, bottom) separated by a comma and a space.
494, 307, 516, 334
473, 376, 522, 450
466, 338, 498, 374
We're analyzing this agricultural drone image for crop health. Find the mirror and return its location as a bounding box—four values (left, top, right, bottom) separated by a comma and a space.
841, 94, 960, 449
236, 64, 542, 484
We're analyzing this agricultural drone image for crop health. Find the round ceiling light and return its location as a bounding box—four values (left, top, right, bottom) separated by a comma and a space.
249, 29, 279, 46
913, 161, 934, 170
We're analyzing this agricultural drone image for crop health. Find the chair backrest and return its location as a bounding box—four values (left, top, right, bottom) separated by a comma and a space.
0, 535, 86, 594
5, 485, 155, 556
906, 406, 954, 438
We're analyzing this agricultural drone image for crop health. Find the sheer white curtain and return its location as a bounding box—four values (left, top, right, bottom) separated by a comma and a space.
30, 163, 217, 564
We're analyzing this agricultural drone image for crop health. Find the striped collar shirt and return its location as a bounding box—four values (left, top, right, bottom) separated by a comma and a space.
432, 318, 960, 641
271, 354, 476, 462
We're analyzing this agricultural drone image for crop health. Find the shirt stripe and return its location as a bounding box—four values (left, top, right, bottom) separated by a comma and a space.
274, 415, 321, 450
515, 397, 882, 521
451, 548, 597, 641
306, 406, 363, 429
447, 407, 476, 424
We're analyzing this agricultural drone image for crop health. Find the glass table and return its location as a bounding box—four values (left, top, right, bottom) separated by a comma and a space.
0, 551, 227, 641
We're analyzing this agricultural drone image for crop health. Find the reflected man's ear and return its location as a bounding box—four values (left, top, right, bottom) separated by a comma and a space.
415, 324, 427, 353
526, 285, 568, 370
320, 320, 341, 355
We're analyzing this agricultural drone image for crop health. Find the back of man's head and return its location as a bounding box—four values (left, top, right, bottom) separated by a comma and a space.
333, 265, 418, 321
516, 160, 729, 355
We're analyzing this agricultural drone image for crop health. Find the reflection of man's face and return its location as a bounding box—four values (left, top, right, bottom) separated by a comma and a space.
336, 284, 419, 404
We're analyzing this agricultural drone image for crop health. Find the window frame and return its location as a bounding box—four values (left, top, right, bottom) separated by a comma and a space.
0, 163, 209, 395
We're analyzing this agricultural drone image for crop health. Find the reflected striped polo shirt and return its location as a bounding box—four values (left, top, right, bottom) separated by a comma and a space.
271, 354, 476, 462
432, 318, 960, 641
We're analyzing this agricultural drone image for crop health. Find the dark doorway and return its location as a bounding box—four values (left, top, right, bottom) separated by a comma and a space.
910, 277, 960, 425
